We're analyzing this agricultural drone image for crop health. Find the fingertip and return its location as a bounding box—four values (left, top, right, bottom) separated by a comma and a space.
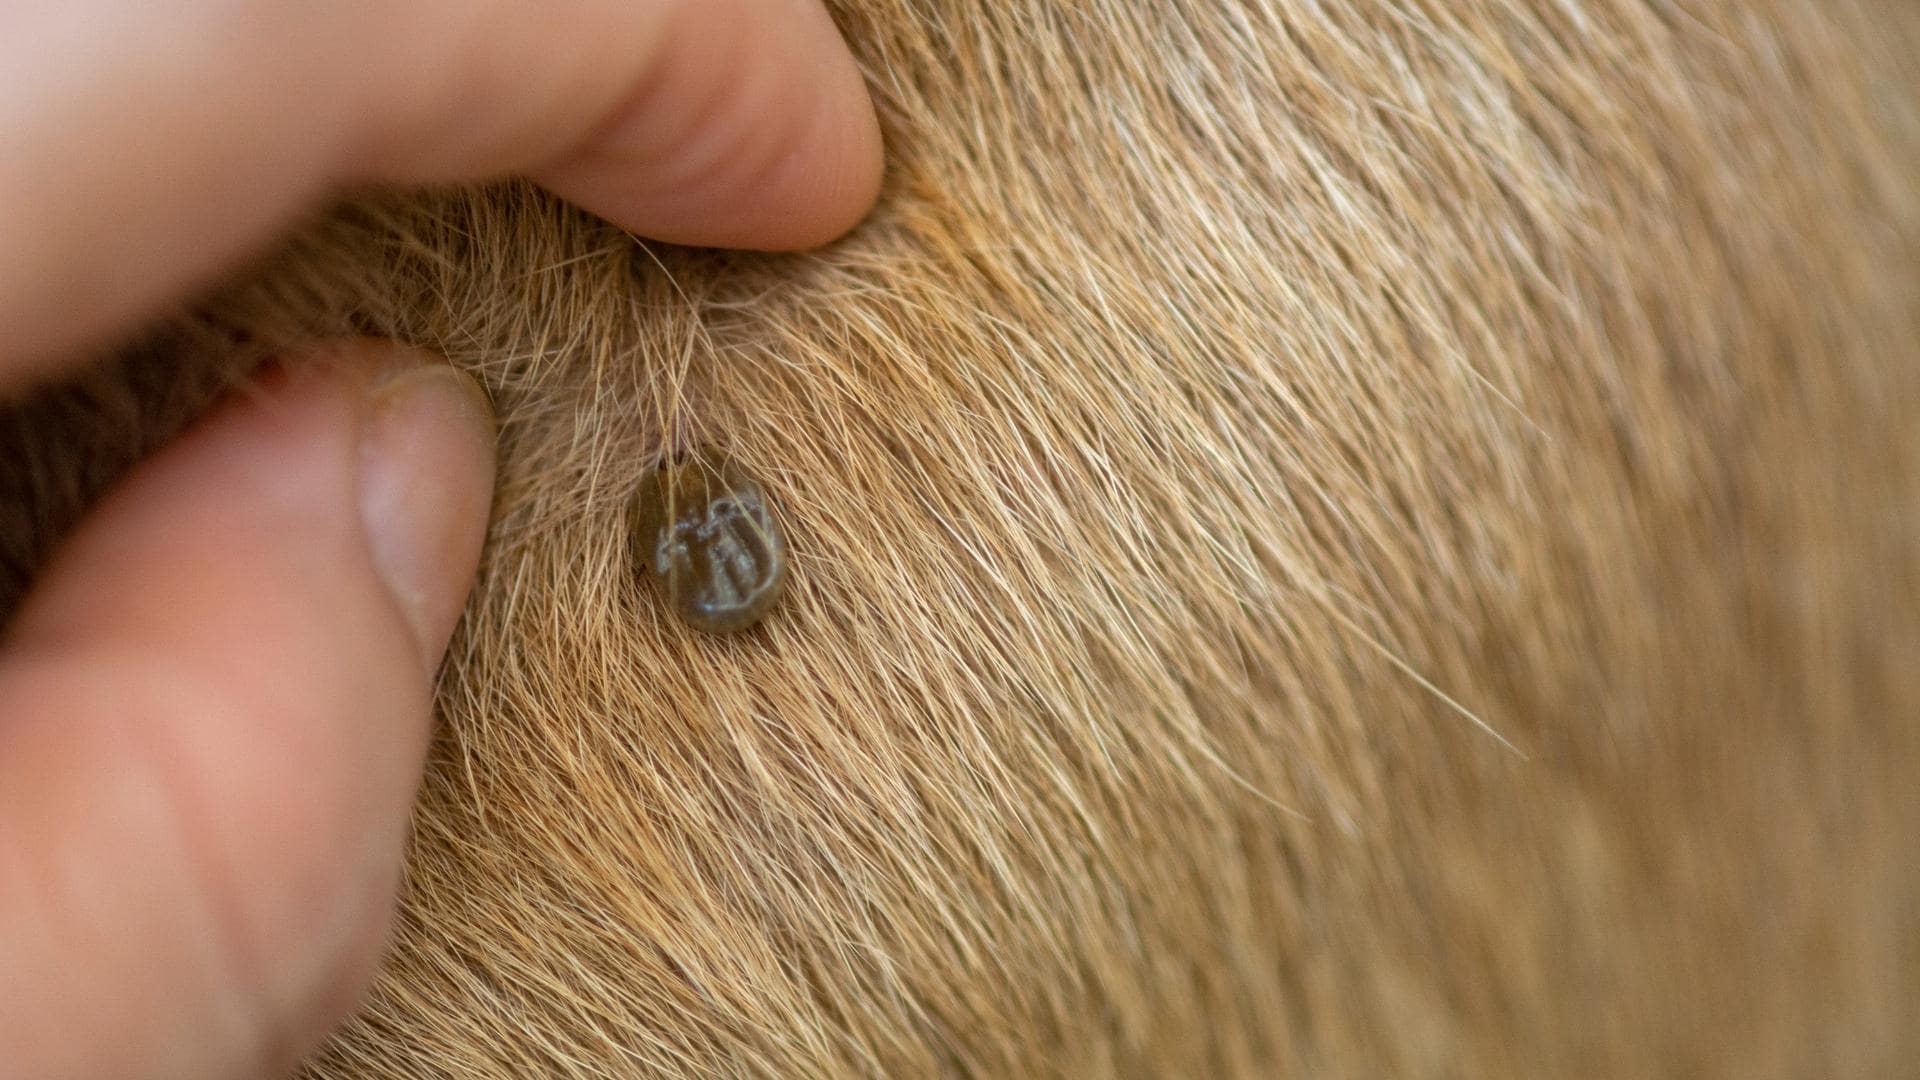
532, 0, 885, 250
0, 341, 492, 1079
357, 353, 499, 664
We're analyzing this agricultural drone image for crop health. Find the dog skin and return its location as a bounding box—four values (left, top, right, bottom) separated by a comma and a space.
2, 0, 1916, 1075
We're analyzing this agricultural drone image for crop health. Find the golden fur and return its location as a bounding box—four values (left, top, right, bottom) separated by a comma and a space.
3, 0, 1917, 1075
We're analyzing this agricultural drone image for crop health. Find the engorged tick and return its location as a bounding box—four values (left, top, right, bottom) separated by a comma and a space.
631, 449, 787, 634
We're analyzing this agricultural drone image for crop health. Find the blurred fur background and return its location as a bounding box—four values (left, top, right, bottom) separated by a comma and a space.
2, 1, 1916, 1075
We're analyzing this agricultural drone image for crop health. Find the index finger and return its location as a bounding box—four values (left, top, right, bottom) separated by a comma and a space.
0, 0, 883, 388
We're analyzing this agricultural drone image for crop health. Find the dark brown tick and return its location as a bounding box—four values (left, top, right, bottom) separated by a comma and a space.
631, 449, 787, 634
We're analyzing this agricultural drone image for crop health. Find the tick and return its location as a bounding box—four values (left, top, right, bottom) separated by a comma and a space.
631, 449, 787, 633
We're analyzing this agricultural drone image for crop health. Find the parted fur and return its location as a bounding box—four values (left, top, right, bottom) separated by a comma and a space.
3, 1, 1917, 1075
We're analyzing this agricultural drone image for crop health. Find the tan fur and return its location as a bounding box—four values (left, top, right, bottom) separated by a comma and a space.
3, 0, 1917, 1075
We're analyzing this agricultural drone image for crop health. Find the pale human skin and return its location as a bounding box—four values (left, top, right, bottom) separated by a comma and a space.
0, 3, 881, 1077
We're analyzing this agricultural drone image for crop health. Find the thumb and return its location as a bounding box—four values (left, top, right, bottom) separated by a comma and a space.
0, 342, 495, 1079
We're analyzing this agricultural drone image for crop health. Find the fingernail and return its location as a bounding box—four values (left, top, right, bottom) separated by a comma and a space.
357, 360, 497, 662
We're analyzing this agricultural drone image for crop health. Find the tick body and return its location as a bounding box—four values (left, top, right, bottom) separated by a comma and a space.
632, 450, 787, 634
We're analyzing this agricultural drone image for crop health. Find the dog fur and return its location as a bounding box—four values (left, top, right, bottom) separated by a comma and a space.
2, 1, 1917, 1075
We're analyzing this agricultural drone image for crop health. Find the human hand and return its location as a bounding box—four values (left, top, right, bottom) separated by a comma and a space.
0, 4, 881, 1077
